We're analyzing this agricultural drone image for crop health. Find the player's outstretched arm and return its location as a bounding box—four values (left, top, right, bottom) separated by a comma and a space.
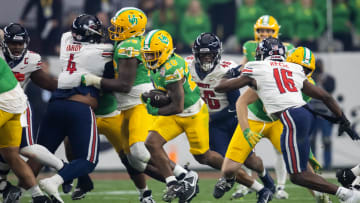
31, 69, 58, 91
302, 80, 360, 140
236, 88, 258, 130
101, 58, 138, 93
214, 75, 255, 93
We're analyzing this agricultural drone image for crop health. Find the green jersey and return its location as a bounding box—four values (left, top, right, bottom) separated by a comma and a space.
149, 54, 200, 111
113, 36, 153, 110
95, 92, 118, 116
243, 40, 295, 62
0, 58, 18, 93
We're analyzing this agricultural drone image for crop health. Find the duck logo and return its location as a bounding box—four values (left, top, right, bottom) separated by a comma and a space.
128, 14, 138, 25
158, 34, 169, 45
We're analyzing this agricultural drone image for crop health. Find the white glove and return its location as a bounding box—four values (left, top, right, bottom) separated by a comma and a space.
81, 73, 102, 89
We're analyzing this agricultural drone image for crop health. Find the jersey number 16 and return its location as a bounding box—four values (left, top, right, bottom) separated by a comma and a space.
273, 68, 298, 94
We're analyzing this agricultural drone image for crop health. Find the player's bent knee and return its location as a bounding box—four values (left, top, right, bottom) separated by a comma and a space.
120, 155, 142, 176
128, 142, 150, 172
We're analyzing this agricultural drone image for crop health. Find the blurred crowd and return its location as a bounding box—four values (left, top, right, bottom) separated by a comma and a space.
14, 0, 360, 56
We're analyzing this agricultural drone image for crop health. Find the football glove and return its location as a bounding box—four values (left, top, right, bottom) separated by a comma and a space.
337, 113, 360, 140
224, 65, 242, 79
145, 98, 159, 115
81, 73, 102, 89
243, 128, 263, 148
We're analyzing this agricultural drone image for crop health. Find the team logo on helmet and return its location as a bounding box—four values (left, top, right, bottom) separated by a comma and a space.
128, 14, 138, 25
158, 34, 169, 45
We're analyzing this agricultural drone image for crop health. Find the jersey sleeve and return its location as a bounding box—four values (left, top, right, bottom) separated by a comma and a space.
27, 52, 42, 71
164, 58, 186, 86
241, 61, 264, 78
114, 38, 142, 61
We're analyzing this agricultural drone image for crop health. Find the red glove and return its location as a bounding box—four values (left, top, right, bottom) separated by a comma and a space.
13, 72, 25, 82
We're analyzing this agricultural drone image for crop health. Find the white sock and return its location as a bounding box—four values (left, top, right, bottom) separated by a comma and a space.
173, 164, 187, 178
0, 179, 7, 191
28, 185, 44, 197
336, 186, 353, 201
274, 151, 287, 186
165, 176, 177, 185
20, 145, 64, 170
351, 164, 360, 176
138, 185, 148, 196
250, 180, 264, 192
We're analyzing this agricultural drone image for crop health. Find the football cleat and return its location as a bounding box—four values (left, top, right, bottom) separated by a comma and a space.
140, 190, 156, 203
256, 187, 273, 203
179, 170, 199, 203
3, 181, 22, 203
337, 168, 357, 188
39, 178, 64, 203
213, 176, 235, 199
231, 184, 253, 199
162, 182, 184, 202
32, 195, 52, 203
343, 190, 360, 203
61, 179, 73, 194
274, 186, 289, 199
71, 175, 94, 200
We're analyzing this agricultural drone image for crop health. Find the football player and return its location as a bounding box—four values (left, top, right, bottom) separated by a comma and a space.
0, 23, 67, 202
186, 32, 276, 200
80, 7, 190, 203
215, 37, 360, 203
24, 14, 112, 203
0, 57, 51, 203
137, 29, 227, 202
234, 15, 324, 200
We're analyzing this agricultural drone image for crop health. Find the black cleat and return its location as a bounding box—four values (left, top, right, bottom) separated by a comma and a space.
336, 168, 356, 188
61, 179, 73, 194
162, 181, 184, 202
179, 170, 199, 203
140, 190, 155, 203
71, 175, 94, 200
32, 195, 52, 203
3, 181, 22, 203
213, 176, 235, 199
257, 187, 273, 203
259, 171, 276, 193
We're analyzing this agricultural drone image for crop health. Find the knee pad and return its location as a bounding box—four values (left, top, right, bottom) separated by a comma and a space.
120, 156, 141, 176
128, 142, 150, 172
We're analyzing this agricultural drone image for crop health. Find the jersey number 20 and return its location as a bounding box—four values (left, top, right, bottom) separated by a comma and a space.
273, 68, 298, 94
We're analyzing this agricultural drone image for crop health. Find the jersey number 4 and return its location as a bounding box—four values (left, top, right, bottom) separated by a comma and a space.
66, 53, 77, 74
273, 68, 298, 94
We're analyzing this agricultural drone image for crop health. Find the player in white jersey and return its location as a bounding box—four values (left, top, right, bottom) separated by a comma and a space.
188, 33, 278, 202
215, 37, 360, 203
0, 23, 67, 202
25, 14, 112, 203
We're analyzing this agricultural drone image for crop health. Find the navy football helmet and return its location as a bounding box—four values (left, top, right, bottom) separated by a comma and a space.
192, 32, 223, 72
2, 23, 30, 60
71, 14, 103, 43
255, 37, 285, 61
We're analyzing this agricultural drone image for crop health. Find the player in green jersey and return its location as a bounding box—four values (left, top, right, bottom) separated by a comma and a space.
0, 58, 51, 203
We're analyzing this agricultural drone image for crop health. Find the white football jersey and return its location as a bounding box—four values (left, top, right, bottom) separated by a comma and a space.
57, 32, 113, 89
0, 49, 42, 90
243, 60, 307, 114
186, 55, 238, 113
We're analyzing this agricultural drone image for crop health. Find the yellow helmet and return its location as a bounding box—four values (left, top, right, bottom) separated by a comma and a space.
108, 7, 147, 41
286, 47, 316, 77
141, 29, 174, 70
254, 15, 280, 41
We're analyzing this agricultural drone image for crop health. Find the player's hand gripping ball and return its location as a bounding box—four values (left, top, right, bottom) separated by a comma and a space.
141, 89, 171, 108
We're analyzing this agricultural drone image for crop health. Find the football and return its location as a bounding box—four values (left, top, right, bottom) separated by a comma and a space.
141, 89, 171, 108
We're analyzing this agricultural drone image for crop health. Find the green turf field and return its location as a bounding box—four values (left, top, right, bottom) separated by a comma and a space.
20, 174, 341, 203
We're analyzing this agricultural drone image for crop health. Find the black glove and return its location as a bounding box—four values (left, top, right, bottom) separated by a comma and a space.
224, 65, 242, 79
338, 113, 360, 140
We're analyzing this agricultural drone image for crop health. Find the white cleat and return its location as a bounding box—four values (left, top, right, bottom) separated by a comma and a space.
274, 187, 289, 199
231, 184, 252, 199
39, 178, 64, 203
